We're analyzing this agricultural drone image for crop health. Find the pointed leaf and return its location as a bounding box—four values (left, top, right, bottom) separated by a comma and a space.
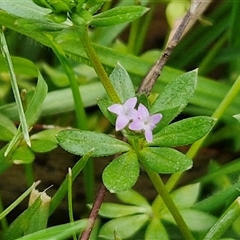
145, 218, 169, 240
91, 6, 149, 27
16, 219, 87, 240
5, 71, 48, 156
99, 214, 148, 239
31, 129, 60, 153
170, 183, 201, 209
0, 113, 17, 141
140, 147, 192, 173
99, 203, 147, 218
162, 209, 217, 232
109, 63, 135, 103
0, 0, 50, 20
56, 129, 131, 157
233, 113, 240, 122
97, 97, 115, 125
3, 197, 42, 240
117, 189, 150, 208
151, 70, 198, 118
150, 116, 215, 147
11, 144, 35, 164
102, 151, 139, 193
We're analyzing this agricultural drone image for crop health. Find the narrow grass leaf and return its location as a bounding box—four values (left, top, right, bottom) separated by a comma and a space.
17, 219, 87, 240
0, 28, 30, 146
3, 197, 41, 240
0, 182, 37, 220
49, 150, 93, 215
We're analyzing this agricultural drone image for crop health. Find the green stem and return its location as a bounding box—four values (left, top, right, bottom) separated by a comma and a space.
142, 164, 194, 240
166, 73, 240, 192
79, 26, 120, 103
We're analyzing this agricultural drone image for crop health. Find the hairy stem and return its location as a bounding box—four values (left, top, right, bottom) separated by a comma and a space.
79, 26, 120, 103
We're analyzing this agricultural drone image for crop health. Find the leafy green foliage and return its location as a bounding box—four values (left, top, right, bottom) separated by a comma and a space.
91, 6, 149, 27
150, 116, 215, 147
99, 214, 149, 239
1, 1, 240, 239
3, 197, 42, 240
56, 129, 132, 157
108, 62, 135, 103
140, 147, 192, 174
102, 151, 139, 193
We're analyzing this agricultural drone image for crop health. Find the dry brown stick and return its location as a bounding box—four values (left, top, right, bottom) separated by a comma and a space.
79, 184, 107, 240
137, 1, 211, 95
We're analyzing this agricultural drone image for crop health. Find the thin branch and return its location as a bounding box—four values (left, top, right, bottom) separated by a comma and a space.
79, 184, 107, 240
137, 1, 211, 95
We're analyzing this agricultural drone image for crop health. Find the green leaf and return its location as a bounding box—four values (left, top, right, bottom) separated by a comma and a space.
145, 217, 169, 240
170, 183, 201, 209
3, 197, 42, 240
150, 116, 215, 147
31, 129, 60, 153
162, 209, 217, 232
24, 190, 51, 235
150, 69, 198, 118
91, 6, 149, 27
0, 113, 17, 141
56, 129, 131, 157
140, 147, 192, 174
0, 28, 30, 146
203, 198, 240, 240
99, 203, 147, 218
97, 97, 115, 125
102, 151, 139, 193
1, 10, 240, 121
0, 0, 51, 20
0, 182, 37, 220
0, 146, 13, 174
109, 63, 135, 103
0, 56, 38, 77
4, 71, 48, 156
11, 144, 35, 164
116, 189, 150, 208
233, 113, 240, 122
99, 214, 149, 239
50, 150, 93, 215
152, 106, 183, 132
17, 219, 87, 240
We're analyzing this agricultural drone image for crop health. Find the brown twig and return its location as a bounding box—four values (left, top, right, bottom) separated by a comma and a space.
137, 1, 211, 95
79, 184, 107, 240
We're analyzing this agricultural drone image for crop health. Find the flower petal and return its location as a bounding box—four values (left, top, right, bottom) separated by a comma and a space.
138, 104, 150, 120
124, 97, 137, 109
150, 113, 162, 124
108, 104, 124, 115
144, 128, 153, 142
129, 120, 144, 131
116, 115, 129, 131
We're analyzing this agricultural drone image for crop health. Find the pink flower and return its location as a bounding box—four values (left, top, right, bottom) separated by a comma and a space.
129, 104, 162, 142
108, 97, 138, 131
